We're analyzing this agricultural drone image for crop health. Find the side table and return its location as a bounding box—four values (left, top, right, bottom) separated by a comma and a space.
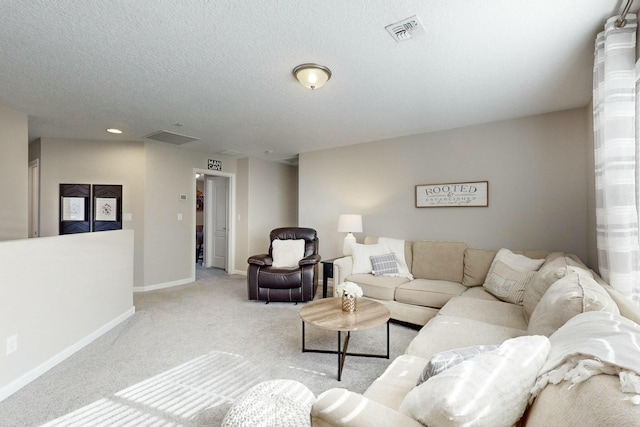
320, 257, 340, 298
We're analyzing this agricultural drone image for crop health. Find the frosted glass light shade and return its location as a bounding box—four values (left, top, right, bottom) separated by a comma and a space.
293, 63, 332, 90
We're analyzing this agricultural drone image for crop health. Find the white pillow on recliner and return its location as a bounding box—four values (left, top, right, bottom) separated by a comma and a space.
272, 239, 305, 268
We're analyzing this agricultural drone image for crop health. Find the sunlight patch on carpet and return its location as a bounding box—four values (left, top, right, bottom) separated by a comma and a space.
41, 351, 265, 426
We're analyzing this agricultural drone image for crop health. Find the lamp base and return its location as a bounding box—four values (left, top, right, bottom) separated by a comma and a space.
343, 233, 356, 256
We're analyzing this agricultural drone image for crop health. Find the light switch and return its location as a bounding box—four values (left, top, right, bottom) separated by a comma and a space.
177, 213, 183, 221
123, 213, 132, 221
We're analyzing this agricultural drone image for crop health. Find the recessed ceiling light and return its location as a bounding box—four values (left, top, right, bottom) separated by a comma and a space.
106, 128, 123, 134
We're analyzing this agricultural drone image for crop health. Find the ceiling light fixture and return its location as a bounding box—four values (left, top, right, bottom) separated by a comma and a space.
106, 128, 123, 134
293, 63, 331, 90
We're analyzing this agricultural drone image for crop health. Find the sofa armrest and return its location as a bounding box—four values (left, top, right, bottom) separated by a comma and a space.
332, 257, 353, 295
312, 388, 422, 427
247, 254, 272, 266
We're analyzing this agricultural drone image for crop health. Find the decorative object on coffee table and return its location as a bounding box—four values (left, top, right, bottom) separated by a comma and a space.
336, 281, 363, 313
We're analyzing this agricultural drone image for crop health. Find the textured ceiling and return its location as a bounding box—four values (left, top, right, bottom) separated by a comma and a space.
0, 0, 633, 162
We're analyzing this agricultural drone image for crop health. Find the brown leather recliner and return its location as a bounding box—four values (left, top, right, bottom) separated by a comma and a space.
247, 227, 320, 302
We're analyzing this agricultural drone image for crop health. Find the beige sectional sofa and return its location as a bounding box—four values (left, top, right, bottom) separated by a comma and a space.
312, 238, 640, 426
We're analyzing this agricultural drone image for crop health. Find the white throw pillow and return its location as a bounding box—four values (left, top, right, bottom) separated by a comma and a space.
492, 248, 545, 272
271, 239, 305, 268
400, 335, 551, 427
351, 243, 387, 274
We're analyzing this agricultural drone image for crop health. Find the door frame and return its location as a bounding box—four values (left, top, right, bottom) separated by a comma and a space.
28, 159, 40, 238
192, 168, 236, 275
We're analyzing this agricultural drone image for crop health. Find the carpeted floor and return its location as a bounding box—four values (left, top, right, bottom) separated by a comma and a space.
0, 268, 419, 426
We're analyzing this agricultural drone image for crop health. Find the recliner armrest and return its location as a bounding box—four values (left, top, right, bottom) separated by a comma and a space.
299, 254, 321, 266
248, 254, 272, 266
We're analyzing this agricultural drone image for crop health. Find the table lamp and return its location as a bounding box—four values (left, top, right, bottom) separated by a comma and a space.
337, 214, 363, 255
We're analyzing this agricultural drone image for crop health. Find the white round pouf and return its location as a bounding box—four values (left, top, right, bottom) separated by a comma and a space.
222, 379, 315, 427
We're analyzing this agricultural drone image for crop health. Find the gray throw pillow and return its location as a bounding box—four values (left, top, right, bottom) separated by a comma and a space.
416, 345, 499, 386
370, 253, 399, 276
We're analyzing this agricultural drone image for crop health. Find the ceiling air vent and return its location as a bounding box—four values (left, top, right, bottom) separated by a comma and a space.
385, 15, 425, 42
143, 130, 200, 145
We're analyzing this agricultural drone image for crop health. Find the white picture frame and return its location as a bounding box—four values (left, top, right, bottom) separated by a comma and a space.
95, 197, 118, 221
61, 197, 86, 221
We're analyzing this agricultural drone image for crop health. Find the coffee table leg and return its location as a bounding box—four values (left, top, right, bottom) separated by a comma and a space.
338, 331, 351, 381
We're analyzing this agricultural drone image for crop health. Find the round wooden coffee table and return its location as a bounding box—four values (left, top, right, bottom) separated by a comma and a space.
299, 297, 390, 381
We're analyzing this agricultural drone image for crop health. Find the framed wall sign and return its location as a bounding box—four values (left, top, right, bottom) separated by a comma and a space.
415, 181, 489, 208
208, 159, 222, 171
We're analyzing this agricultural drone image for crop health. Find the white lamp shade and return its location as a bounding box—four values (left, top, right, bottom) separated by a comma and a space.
337, 214, 362, 233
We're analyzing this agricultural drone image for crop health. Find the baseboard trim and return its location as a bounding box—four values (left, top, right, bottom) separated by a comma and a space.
233, 270, 247, 276
0, 307, 135, 403
133, 277, 194, 293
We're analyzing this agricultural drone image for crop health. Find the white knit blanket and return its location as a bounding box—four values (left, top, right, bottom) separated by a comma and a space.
530, 311, 640, 405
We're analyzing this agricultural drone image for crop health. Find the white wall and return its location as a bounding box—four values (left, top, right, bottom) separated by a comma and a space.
245, 158, 298, 267
37, 138, 146, 286
0, 230, 134, 401
0, 106, 28, 241
300, 108, 591, 264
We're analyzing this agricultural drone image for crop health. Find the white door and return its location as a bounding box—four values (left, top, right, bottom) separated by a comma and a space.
205, 176, 228, 269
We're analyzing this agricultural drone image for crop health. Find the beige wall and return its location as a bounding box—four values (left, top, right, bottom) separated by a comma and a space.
0, 230, 134, 400
300, 108, 591, 264
235, 158, 250, 271
37, 138, 146, 285
0, 106, 28, 241
142, 142, 238, 286
247, 158, 298, 259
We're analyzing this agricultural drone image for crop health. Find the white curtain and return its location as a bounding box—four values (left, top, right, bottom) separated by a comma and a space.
593, 14, 640, 306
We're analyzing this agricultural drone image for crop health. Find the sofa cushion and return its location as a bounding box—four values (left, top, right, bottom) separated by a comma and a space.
363, 354, 428, 410
395, 279, 467, 309
462, 247, 497, 287
522, 252, 590, 323
439, 297, 528, 330
406, 315, 528, 359
526, 373, 640, 427
459, 286, 501, 301
483, 260, 537, 305
412, 241, 467, 283
400, 336, 550, 427
416, 344, 499, 385
346, 274, 409, 301
527, 272, 620, 337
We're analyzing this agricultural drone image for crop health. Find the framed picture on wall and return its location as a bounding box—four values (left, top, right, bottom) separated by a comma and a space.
61, 197, 86, 221
95, 197, 118, 221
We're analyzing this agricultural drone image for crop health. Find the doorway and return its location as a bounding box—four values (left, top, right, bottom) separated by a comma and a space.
193, 169, 236, 278
28, 159, 39, 238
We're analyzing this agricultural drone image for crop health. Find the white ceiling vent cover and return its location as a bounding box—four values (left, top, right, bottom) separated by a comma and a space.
143, 130, 200, 145
385, 15, 425, 42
